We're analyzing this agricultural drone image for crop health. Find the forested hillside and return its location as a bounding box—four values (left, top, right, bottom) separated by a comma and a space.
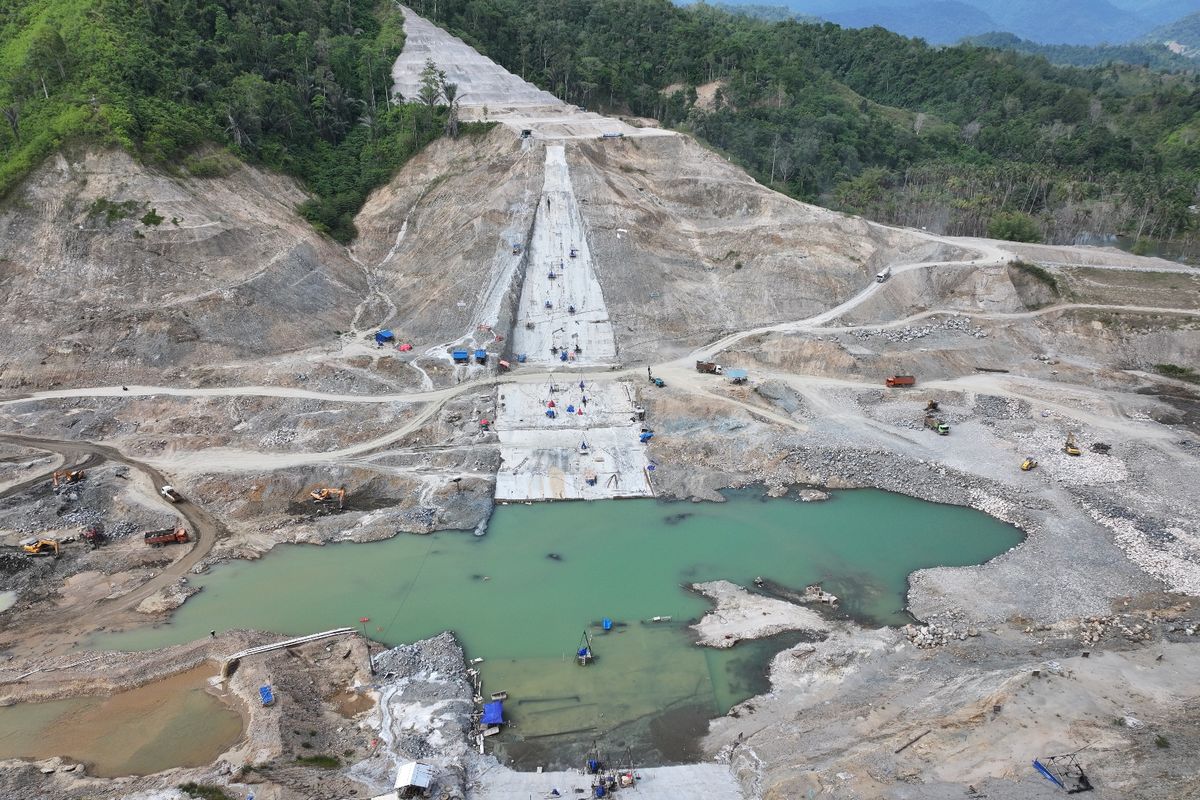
417, 0, 1200, 251
0, 0, 447, 240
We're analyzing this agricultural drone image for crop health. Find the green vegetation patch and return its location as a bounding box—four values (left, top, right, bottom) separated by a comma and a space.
1154, 364, 1200, 384
2, 0, 457, 243
86, 197, 140, 225
295, 754, 341, 769
179, 784, 234, 800
1009, 260, 1059, 293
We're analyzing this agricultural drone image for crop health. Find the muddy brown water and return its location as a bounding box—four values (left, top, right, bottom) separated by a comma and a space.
0, 665, 242, 777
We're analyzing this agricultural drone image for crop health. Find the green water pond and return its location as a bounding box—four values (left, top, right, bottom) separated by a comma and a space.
95, 489, 1022, 765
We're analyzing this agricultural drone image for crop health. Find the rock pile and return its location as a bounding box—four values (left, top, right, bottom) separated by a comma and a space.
849, 315, 987, 344
903, 623, 978, 648
1078, 615, 1156, 645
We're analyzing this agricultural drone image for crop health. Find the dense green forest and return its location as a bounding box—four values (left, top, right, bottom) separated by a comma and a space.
0, 0, 448, 241
414, 0, 1200, 251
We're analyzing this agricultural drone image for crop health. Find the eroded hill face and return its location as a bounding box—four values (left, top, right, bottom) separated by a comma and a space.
0, 149, 366, 391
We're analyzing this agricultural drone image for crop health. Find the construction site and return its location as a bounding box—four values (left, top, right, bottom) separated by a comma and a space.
0, 5, 1199, 800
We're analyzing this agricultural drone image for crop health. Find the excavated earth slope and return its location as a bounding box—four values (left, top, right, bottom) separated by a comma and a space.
0, 149, 365, 391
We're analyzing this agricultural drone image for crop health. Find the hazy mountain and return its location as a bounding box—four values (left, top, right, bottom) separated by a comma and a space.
1142, 10, 1200, 55
1111, 0, 1200, 26
707, 0, 1174, 44
965, 31, 1198, 69
822, 2, 999, 44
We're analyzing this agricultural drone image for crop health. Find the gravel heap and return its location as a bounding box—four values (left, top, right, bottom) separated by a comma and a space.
849, 315, 987, 343
902, 623, 980, 649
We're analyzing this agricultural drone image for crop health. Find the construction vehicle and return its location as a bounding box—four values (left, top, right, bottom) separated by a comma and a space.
1021, 457, 1038, 471
1064, 433, 1082, 457
20, 537, 60, 557
925, 399, 940, 412
160, 485, 183, 502
923, 415, 950, 435
144, 525, 189, 547
886, 375, 916, 388
310, 486, 347, 510
51, 469, 85, 488
876, 266, 892, 283
82, 526, 107, 549
651, 377, 665, 388
695, 361, 723, 375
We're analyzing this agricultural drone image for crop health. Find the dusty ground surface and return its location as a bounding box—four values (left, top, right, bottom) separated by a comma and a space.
1, 7, 1199, 800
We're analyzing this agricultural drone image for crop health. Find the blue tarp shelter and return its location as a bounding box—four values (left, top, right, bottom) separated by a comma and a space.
475, 349, 488, 363
725, 368, 748, 380
482, 701, 505, 726
452, 350, 470, 363
259, 685, 275, 706
374, 329, 395, 345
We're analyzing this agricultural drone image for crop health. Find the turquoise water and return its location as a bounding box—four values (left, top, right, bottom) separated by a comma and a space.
96, 489, 1022, 765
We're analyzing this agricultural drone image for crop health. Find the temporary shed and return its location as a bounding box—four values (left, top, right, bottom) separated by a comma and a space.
482, 700, 505, 726
725, 368, 748, 383
374, 330, 395, 345
452, 350, 470, 364
394, 761, 434, 790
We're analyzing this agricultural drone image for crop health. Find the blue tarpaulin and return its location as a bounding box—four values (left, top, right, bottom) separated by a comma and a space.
374, 330, 395, 344
259, 685, 274, 706
725, 368, 748, 380
482, 701, 504, 726
452, 350, 469, 363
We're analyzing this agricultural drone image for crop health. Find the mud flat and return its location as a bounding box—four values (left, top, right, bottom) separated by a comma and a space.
691, 580, 830, 648
0, 664, 241, 778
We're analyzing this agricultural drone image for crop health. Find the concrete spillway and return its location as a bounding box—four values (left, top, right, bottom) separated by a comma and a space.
392, 6, 675, 139
392, 6, 563, 110
511, 145, 616, 365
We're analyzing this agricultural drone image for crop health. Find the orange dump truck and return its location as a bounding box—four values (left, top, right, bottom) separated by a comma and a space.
885, 375, 916, 388
144, 525, 190, 547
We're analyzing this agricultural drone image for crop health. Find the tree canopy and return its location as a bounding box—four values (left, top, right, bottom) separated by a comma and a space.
413, 0, 1200, 251
0, 0, 450, 241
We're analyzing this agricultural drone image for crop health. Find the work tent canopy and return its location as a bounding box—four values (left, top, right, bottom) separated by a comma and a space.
375, 330, 395, 344
394, 761, 434, 790
482, 700, 505, 725
725, 368, 748, 380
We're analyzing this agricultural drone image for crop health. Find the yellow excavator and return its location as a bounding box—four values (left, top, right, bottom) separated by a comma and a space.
1021, 457, 1038, 471
310, 486, 347, 510
21, 538, 60, 557
1063, 432, 1082, 457
51, 469, 85, 488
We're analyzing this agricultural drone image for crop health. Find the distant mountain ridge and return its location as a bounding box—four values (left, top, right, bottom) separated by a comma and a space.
965, 31, 1198, 69
701, 0, 1200, 45
1142, 11, 1200, 56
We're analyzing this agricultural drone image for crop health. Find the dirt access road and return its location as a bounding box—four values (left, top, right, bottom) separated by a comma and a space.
0, 433, 226, 626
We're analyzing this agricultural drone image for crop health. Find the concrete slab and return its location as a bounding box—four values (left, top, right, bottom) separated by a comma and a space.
511, 146, 617, 365
468, 763, 745, 799
393, 7, 563, 109
393, 7, 676, 140
493, 381, 652, 501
